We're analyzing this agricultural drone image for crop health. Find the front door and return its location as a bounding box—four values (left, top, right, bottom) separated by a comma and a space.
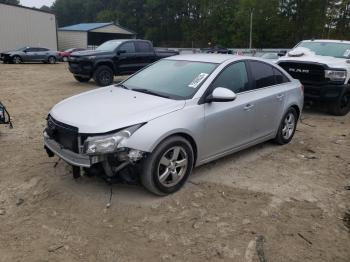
116, 42, 138, 74
203, 61, 255, 160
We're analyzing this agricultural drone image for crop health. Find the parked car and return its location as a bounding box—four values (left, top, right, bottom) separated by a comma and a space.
0, 47, 59, 64
261, 52, 279, 63
68, 39, 179, 86
0, 102, 12, 128
201, 45, 233, 54
58, 48, 86, 62
44, 54, 303, 195
278, 39, 350, 116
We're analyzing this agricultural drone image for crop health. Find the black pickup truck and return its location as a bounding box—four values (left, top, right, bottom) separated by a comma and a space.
68, 39, 179, 86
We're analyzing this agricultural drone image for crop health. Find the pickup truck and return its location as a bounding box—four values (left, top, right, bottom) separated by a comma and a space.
278, 39, 350, 116
68, 39, 179, 86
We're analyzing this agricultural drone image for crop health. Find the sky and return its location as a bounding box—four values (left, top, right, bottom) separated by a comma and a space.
21, 0, 55, 8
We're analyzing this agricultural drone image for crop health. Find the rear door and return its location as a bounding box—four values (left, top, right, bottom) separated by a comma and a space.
246, 60, 288, 140
135, 41, 156, 69
116, 42, 138, 74
36, 48, 49, 60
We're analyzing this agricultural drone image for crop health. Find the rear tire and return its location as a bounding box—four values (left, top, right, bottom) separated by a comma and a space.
74, 75, 91, 82
93, 65, 114, 86
274, 107, 298, 145
141, 136, 194, 196
328, 92, 350, 116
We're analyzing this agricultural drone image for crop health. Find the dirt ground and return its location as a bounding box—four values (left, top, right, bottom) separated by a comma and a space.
0, 63, 349, 262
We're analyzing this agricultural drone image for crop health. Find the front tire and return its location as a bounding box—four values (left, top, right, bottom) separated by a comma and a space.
328, 92, 350, 116
48, 56, 56, 64
141, 136, 194, 196
74, 75, 91, 82
274, 107, 298, 145
12, 55, 22, 64
93, 65, 114, 86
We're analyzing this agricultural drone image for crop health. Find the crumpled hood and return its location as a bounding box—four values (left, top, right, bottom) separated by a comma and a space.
278, 47, 350, 70
50, 86, 185, 134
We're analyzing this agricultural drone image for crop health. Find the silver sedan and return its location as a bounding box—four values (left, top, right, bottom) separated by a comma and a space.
44, 54, 304, 195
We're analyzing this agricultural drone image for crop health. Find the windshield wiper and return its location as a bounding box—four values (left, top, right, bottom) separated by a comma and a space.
115, 83, 129, 90
131, 88, 170, 99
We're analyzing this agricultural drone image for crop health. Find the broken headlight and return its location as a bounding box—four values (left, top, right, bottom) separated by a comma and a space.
84, 124, 143, 155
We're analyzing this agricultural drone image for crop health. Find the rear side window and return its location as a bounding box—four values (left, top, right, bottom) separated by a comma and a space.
26, 48, 37, 52
211, 62, 249, 93
249, 61, 276, 89
136, 42, 152, 52
119, 42, 136, 53
38, 48, 49, 52
274, 68, 290, 84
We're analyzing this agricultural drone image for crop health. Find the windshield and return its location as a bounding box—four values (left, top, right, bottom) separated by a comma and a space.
96, 41, 122, 52
297, 41, 350, 58
121, 59, 218, 99
262, 53, 278, 59
16, 47, 27, 51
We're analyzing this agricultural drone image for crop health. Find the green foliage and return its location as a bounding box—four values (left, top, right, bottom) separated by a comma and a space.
49, 0, 350, 48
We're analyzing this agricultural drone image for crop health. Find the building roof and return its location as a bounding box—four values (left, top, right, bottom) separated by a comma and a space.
59, 23, 113, 32
58, 22, 136, 35
0, 2, 54, 15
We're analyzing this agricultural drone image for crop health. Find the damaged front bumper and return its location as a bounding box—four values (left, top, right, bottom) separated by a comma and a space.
43, 131, 145, 171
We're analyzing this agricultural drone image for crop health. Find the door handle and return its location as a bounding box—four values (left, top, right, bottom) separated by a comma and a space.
276, 94, 285, 101
244, 104, 254, 111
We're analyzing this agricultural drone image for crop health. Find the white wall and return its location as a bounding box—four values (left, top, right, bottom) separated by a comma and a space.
0, 4, 57, 52
57, 31, 87, 51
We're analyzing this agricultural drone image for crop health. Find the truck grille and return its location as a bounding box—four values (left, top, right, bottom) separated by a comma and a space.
46, 116, 79, 153
278, 62, 326, 83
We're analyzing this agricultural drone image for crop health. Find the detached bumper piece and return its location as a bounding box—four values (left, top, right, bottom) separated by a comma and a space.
44, 134, 92, 168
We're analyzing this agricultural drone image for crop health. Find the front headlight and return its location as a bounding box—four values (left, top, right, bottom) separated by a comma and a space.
84, 124, 143, 155
325, 70, 347, 81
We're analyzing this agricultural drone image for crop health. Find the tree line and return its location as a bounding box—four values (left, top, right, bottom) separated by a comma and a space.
1, 0, 350, 48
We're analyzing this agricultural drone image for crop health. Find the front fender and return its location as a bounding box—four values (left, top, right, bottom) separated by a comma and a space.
94, 59, 117, 73
123, 102, 204, 155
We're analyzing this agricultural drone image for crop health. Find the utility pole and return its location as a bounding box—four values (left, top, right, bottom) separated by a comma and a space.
249, 8, 254, 49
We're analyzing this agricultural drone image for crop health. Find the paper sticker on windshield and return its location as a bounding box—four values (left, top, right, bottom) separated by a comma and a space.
188, 73, 209, 88
344, 49, 350, 57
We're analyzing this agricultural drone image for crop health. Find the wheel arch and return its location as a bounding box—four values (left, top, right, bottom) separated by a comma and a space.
290, 104, 301, 119
149, 132, 198, 167
94, 60, 116, 74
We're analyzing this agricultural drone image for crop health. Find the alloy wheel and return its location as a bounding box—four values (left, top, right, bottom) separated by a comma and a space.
157, 146, 188, 187
282, 112, 295, 140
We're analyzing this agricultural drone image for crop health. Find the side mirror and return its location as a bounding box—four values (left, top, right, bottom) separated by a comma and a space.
117, 50, 127, 55
206, 87, 237, 103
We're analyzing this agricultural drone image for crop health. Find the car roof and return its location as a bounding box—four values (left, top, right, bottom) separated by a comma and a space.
165, 54, 242, 64
302, 39, 350, 44
165, 54, 278, 65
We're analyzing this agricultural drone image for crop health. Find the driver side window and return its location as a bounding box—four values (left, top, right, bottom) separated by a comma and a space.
211, 62, 249, 93
119, 42, 135, 53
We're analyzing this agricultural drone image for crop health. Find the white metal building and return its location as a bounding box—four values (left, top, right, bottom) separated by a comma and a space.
0, 3, 57, 52
58, 23, 136, 51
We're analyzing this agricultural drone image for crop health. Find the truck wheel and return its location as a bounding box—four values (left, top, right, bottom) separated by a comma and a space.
12, 55, 22, 64
274, 107, 298, 145
48, 56, 56, 64
74, 75, 91, 82
328, 92, 350, 116
93, 65, 114, 86
141, 136, 194, 196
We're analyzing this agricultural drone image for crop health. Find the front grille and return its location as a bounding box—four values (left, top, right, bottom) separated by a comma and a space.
278, 62, 326, 83
46, 116, 79, 153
